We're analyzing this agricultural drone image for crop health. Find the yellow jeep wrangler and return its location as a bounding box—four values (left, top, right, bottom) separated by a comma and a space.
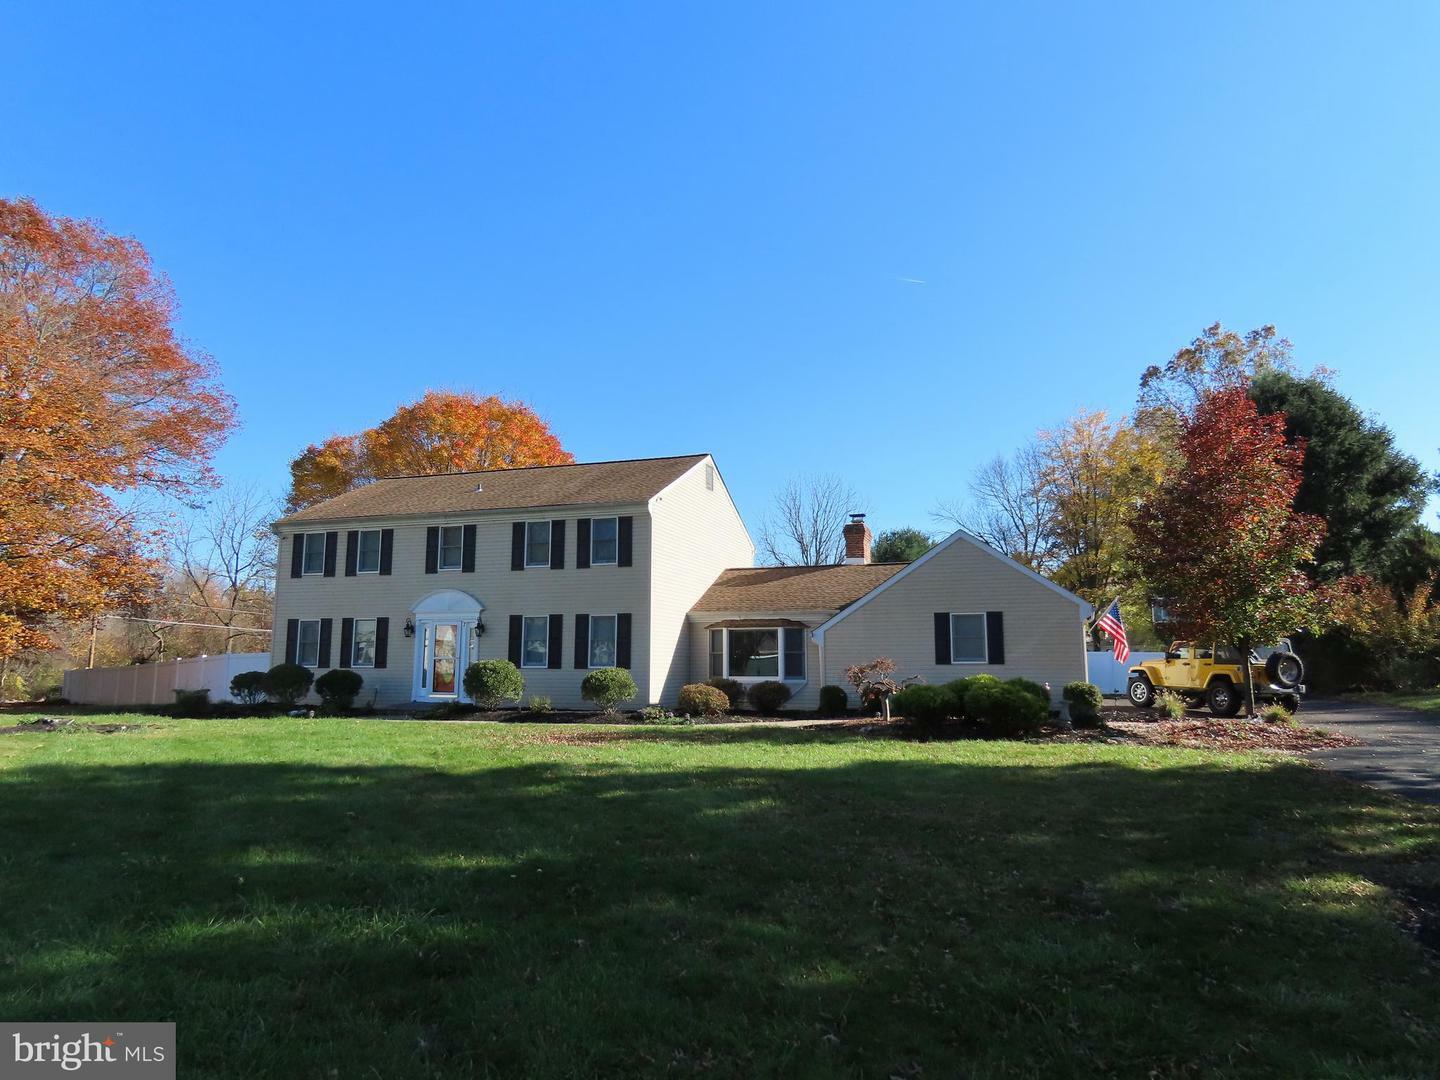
1127, 641, 1305, 717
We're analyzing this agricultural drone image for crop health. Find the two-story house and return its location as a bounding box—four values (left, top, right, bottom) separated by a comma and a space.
270, 453, 1092, 709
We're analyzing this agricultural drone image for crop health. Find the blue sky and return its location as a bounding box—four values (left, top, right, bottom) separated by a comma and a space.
5, 2, 1438, 535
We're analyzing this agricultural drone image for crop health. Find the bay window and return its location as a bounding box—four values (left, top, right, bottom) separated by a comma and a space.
708, 626, 807, 681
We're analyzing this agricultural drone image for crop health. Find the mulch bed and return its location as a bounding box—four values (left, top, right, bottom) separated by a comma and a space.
0, 717, 150, 736
1059, 718, 1362, 753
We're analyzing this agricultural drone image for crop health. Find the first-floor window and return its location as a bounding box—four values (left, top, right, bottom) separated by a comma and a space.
522, 615, 550, 667
589, 615, 617, 667
438, 525, 464, 570
714, 627, 806, 680
950, 613, 987, 663
297, 619, 321, 667
352, 618, 377, 667
356, 530, 382, 573
728, 628, 780, 677
301, 533, 326, 575
709, 629, 724, 678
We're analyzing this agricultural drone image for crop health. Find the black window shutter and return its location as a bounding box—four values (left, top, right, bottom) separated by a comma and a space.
616, 613, 632, 669
508, 615, 523, 665
574, 614, 590, 669
339, 617, 354, 668
511, 522, 526, 571
550, 521, 566, 569
617, 516, 633, 567
323, 532, 338, 577
285, 619, 299, 663
374, 617, 389, 669
576, 518, 591, 569
344, 531, 359, 577
424, 527, 439, 574
290, 535, 304, 578
317, 618, 333, 668
378, 529, 393, 575
461, 524, 477, 573
986, 611, 1005, 665
548, 614, 563, 668
934, 613, 952, 665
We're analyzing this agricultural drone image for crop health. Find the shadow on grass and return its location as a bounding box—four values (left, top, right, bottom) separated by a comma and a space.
2, 753, 1438, 1077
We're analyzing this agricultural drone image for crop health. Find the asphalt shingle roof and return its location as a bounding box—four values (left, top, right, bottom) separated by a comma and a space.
692, 563, 907, 614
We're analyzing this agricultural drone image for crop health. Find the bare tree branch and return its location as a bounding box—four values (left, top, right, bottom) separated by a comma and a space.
759, 474, 861, 566
932, 447, 1058, 572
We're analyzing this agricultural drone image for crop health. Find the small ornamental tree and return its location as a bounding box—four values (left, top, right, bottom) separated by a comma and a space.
844, 657, 904, 713
1130, 387, 1334, 716
264, 663, 313, 707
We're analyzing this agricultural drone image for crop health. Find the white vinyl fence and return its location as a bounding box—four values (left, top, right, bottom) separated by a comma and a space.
62, 653, 269, 707
1087, 649, 1165, 696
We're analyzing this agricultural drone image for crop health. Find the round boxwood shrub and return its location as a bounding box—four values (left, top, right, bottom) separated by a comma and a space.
706, 677, 744, 709
315, 669, 364, 711
463, 659, 525, 709
748, 680, 792, 714
817, 684, 849, 716
1007, 677, 1052, 712
946, 674, 1000, 721
891, 683, 952, 731
1063, 681, 1104, 728
678, 683, 729, 718
264, 663, 314, 707
967, 682, 1046, 738
582, 667, 638, 712
230, 670, 268, 705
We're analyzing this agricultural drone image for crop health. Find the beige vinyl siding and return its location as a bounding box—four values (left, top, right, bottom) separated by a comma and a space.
686, 612, 830, 710
817, 536, 1088, 700
271, 504, 655, 709
647, 458, 756, 704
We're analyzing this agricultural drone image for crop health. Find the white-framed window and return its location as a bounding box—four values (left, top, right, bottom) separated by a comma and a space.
301, 533, 326, 575
949, 613, 988, 664
525, 521, 552, 567
438, 525, 464, 570
356, 530, 382, 573
590, 517, 618, 566
351, 618, 377, 667
711, 627, 806, 681
522, 615, 550, 668
297, 619, 321, 667
588, 615, 618, 667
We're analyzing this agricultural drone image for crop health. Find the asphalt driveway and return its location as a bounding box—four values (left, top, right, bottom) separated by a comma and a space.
1303, 698, 1440, 804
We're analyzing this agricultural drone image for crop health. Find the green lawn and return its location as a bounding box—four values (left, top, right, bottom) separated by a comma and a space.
1345, 690, 1440, 713
2, 718, 1438, 1078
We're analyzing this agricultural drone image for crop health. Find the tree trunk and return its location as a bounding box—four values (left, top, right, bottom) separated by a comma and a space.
1238, 637, 1257, 718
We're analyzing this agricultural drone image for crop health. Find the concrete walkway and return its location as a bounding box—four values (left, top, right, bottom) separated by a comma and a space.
1303, 698, 1440, 804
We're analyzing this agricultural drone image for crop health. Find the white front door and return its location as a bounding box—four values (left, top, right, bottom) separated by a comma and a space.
413, 620, 469, 701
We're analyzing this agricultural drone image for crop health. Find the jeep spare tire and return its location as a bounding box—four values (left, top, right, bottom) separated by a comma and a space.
1265, 651, 1304, 690
1128, 676, 1155, 708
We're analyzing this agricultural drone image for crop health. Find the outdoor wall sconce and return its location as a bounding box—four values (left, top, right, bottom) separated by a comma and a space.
474, 616, 486, 638
403, 616, 415, 638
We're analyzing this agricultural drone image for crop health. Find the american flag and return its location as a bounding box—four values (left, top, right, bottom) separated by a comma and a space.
1094, 599, 1130, 664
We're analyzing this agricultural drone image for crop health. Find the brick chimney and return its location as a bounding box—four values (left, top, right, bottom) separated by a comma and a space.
843, 513, 872, 565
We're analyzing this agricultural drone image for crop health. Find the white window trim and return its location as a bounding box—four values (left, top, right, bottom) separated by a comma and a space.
589, 517, 619, 566
525, 521, 552, 568
718, 627, 806, 683
351, 617, 377, 668
297, 618, 322, 667
587, 614, 619, 669
355, 529, 382, 574
949, 612, 988, 665
437, 525, 464, 571
521, 614, 550, 668
301, 533, 326, 576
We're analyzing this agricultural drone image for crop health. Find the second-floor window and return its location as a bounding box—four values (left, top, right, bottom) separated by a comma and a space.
438, 525, 464, 570
525, 521, 551, 567
590, 517, 618, 565
301, 533, 326, 575
356, 530, 382, 574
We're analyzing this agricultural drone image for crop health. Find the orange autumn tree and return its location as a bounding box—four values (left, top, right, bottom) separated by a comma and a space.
0, 197, 236, 658
286, 390, 572, 511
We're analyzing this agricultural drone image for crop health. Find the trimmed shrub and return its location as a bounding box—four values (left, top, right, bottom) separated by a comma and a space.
707, 677, 744, 709
463, 659, 525, 709
582, 667, 638, 712
638, 705, 685, 725
264, 663, 314, 706
315, 669, 364, 711
966, 682, 1046, 737
891, 683, 953, 730
748, 680, 792, 714
1063, 680, 1104, 728
946, 674, 1001, 721
173, 688, 211, 716
818, 684, 849, 716
229, 670, 268, 705
678, 683, 729, 718
1007, 677, 1051, 712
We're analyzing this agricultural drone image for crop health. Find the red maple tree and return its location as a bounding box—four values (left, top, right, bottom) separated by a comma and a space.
1130, 387, 1332, 714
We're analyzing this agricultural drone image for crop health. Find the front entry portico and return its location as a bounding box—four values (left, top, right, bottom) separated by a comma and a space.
410, 589, 484, 703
